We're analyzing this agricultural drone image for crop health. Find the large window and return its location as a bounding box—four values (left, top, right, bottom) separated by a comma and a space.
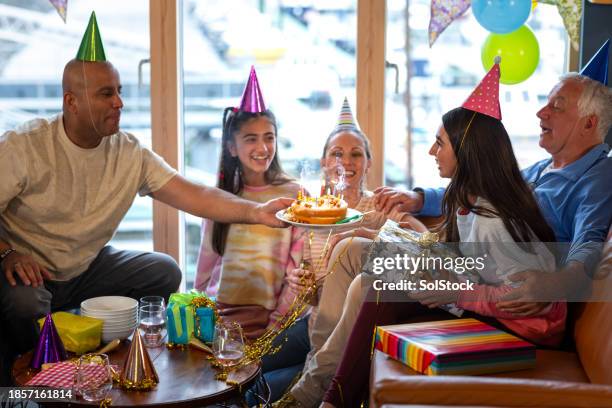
179, 0, 357, 288
0, 0, 152, 251
385, 0, 568, 189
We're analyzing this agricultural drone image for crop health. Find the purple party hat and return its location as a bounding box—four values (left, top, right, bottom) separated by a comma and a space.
237, 66, 266, 113
580, 39, 609, 86
31, 314, 67, 369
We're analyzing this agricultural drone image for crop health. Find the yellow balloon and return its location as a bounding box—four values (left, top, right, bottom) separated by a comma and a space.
481, 25, 540, 85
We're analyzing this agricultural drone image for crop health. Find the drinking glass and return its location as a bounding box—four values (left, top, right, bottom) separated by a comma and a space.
75, 353, 113, 402
138, 304, 166, 347
213, 321, 245, 375
139, 295, 165, 308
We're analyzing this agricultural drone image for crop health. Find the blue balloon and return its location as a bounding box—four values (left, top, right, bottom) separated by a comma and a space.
472, 0, 532, 34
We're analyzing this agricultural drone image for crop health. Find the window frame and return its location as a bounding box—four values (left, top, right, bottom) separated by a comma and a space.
149, 0, 183, 281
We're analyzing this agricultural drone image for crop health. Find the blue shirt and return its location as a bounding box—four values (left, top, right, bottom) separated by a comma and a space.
418, 144, 612, 266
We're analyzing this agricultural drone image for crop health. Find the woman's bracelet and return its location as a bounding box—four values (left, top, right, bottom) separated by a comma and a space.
0, 248, 16, 266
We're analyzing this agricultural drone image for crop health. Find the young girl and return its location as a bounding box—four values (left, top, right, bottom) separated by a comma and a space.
194, 68, 303, 339
320, 66, 566, 407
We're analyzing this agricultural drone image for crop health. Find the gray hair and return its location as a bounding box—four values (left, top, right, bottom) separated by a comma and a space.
559, 72, 612, 139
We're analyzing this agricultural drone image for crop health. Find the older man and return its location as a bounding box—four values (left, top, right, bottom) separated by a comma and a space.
0, 58, 289, 384
282, 73, 612, 407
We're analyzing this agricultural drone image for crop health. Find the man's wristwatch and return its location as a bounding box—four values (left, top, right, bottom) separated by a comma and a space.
0, 248, 16, 266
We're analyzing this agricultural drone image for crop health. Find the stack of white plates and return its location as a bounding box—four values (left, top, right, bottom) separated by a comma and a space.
81, 296, 138, 343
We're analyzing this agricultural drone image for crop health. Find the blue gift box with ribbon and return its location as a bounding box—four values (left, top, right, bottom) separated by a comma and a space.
194, 307, 215, 343
166, 291, 215, 344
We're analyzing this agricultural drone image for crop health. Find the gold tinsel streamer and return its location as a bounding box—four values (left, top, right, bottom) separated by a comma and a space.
165, 342, 187, 350
226, 379, 240, 387
338, 382, 345, 407
369, 323, 378, 360
190, 295, 221, 340
225, 226, 357, 373
272, 392, 301, 407
385, 228, 440, 265
99, 397, 112, 408
393, 229, 439, 248
178, 213, 373, 384
116, 378, 158, 391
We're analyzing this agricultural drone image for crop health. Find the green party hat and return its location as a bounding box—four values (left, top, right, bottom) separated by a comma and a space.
76, 11, 106, 62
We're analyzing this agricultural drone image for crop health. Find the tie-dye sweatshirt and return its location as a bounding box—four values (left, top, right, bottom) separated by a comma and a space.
195, 182, 305, 338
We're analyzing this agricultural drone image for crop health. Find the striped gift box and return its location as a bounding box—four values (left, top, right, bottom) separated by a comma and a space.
375, 318, 535, 375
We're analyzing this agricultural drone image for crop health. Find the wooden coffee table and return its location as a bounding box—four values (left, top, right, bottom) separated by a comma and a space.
12, 340, 260, 407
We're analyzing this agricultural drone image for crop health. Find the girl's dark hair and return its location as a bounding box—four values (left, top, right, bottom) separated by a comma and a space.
211, 107, 291, 255
439, 107, 555, 250
321, 127, 372, 160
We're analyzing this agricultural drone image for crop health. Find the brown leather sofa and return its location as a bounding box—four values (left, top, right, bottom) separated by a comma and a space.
369, 227, 612, 408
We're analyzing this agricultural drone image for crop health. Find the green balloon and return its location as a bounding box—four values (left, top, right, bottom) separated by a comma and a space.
481, 25, 539, 85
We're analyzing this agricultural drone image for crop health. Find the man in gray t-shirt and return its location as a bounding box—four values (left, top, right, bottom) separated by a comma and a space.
0, 60, 290, 383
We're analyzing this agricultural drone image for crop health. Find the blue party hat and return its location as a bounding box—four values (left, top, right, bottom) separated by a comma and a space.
580, 39, 609, 86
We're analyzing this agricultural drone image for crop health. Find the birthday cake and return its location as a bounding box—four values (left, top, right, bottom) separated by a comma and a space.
286, 194, 348, 224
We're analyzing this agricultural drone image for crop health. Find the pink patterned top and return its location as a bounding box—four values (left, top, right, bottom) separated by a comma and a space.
195, 182, 305, 338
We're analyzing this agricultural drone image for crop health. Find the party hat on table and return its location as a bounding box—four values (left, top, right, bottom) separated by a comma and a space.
76, 11, 106, 62
580, 39, 610, 86
462, 56, 502, 120
31, 314, 67, 369
119, 329, 159, 391
334, 97, 360, 132
237, 66, 266, 113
